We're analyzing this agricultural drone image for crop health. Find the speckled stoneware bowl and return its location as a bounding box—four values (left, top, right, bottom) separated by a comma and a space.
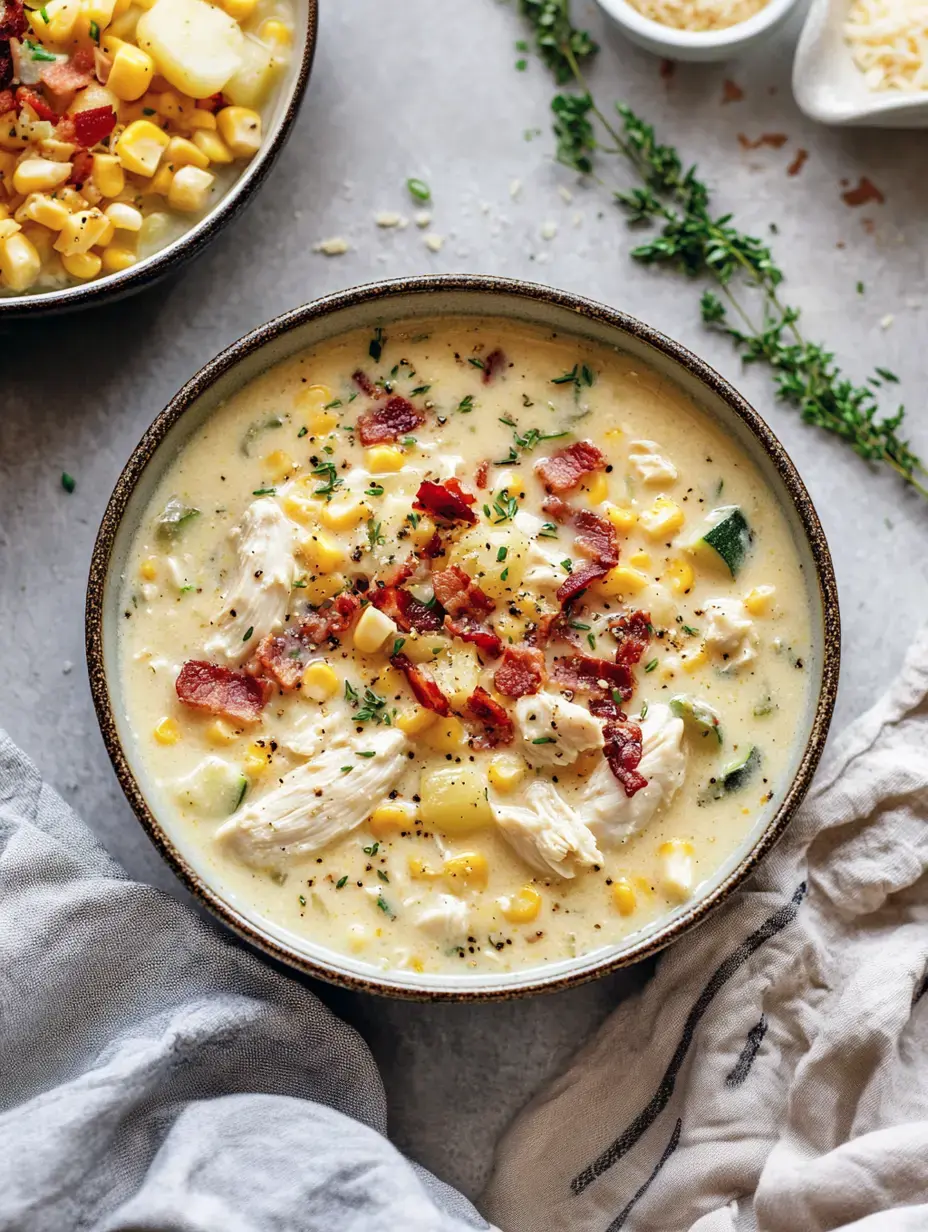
86, 275, 840, 1001
1, 0, 317, 319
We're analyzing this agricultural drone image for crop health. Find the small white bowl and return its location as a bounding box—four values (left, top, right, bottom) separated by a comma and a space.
794, 0, 928, 127
594, 0, 801, 62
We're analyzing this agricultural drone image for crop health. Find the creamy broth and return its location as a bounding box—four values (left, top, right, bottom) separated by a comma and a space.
119, 317, 812, 977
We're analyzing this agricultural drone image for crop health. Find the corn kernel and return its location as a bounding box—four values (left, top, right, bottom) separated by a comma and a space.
261, 448, 295, 482
744, 585, 776, 616
420, 716, 466, 753
153, 716, 179, 745
348, 924, 370, 952
319, 494, 368, 532
155, 91, 193, 123
628, 549, 651, 569
16, 192, 69, 230
95, 218, 116, 248
582, 471, 609, 505
396, 705, 438, 736
191, 128, 233, 164
139, 555, 158, 579
34, 0, 79, 42
0, 219, 21, 242
107, 43, 155, 101
187, 109, 218, 131
295, 383, 332, 415
308, 408, 337, 434
365, 445, 404, 474
639, 496, 685, 540
13, 158, 71, 196
659, 839, 695, 902
21, 224, 55, 264
666, 557, 694, 594
216, 106, 262, 158
499, 885, 542, 924
219, 0, 257, 19
54, 208, 109, 255
408, 956, 425, 973
146, 163, 175, 197
206, 719, 238, 745
259, 16, 291, 44
681, 647, 707, 674
497, 469, 524, 496
603, 502, 636, 534
167, 165, 214, 212
595, 565, 649, 597
102, 245, 137, 272
408, 856, 440, 880
353, 604, 398, 654
301, 661, 338, 702
369, 802, 416, 837
605, 427, 623, 441
300, 572, 346, 605
298, 530, 345, 574
443, 851, 489, 893
407, 515, 436, 549
115, 119, 170, 176
165, 134, 210, 170
488, 753, 526, 793
612, 878, 637, 916
244, 741, 270, 775
104, 201, 144, 232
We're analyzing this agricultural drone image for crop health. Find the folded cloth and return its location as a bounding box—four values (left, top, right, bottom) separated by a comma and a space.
0, 729, 490, 1232
484, 628, 928, 1232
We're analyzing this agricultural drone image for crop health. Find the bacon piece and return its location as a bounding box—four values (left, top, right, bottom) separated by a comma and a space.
494, 646, 546, 697
15, 86, 56, 121
541, 494, 572, 523
526, 610, 579, 649
474, 460, 489, 490
419, 530, 445, 560
573, 510, 618, 566
556, 560, 610, 605
413, 478, 478, 526
176, 660, 267, 723
391, 652, 451, 716
71, 47, 94, 72
482, 348, 506, 384
352, 369, 380, 398
73, 104, 116, 147
463, 686, 514, 749
69, 147, 93, 186
39, 58, 92, 107
0, 0, 26, 40
252, 630, 312, 690
602, 718, 647, 796
55, 115, 76, 141
0, 87, 13, 113
299, 592, 361, 644
444, 615, 502, 658
552, 654, 635, 702
535, 440, 608, 494
432, 565, 494, 618
197, 91, 223, 112
371, 585, 444, 634
356, 394, 423, 446
610, 610, 651, 667
379, 557, 417, 588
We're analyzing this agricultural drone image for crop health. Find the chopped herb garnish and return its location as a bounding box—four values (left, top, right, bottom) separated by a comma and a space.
376, 893, 395, 918
377, 868, 389, 882
856, 281, 865, 295
644, 658, 658, 672
497, 546, 508, 562
560, 558, 573, 573
611, 688, 625, 706
875, 367, 899, 383
363, 841, 380, 855
179, 584, 195, 594
393, 637, 406, 656
406, 176, 431, 201
407, 511, 421, 528
586, 632, 596, 651
457, 395, 475, 413
356, 750, 376, 759
532, 736, 557, 744
297, 425, 309, 439
681, 624, 699, 636
61, 471, 76, 493
293, 578, 307, 588
356, 687, 388, 723
516, 57, 528, 70
570, 620, 591, 630
298, 894, 306, 906
539, 521, 558, 538
324, 398, 343, 409
468, 357, 485, 370
89, 18, 99, 40
27, 39, 57, 60
336, 875, 348, 888
515, 37, 529, 50
369, 326, 385, 362
500, 566, 509, 581
252, 487, 276, 496
551, 363, 595, 396
492, 488, 519, 523
640, 701, 649, 720
312, 461, 343, 498
340, 766, 353, 774
242, 626, 254, 642
401, 436, 417, 446
410, 384, 431, 396
365, 482, 385, 497
344, 681, 359, 703
367, 518, 385, 549
39, 4, 49, 19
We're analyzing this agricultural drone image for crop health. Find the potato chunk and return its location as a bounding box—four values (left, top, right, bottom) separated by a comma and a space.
419, 765, 493, 835
136, 0, 245, 99
447, 524, 529, 603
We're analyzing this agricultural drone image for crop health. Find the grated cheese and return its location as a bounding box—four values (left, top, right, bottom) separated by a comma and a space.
622, 0, 770, 31
845, 0, 928, 92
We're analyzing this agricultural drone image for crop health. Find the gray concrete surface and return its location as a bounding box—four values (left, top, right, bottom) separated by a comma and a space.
2, 0, 927, 1203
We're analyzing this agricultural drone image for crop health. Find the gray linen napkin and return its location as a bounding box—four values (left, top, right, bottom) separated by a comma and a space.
483, 628, 928, 1232
0, 729, 489, 1232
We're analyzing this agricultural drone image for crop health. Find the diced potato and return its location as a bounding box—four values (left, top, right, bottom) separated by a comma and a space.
136, 0, 245, 99
419, 764, 493, 835
221, 38, 275, 109
659, 839, 695, 902
353, 605, 398, 655
447, 523, 529, 602
0, 232, 41, 290
431, 645, 481, 708
401, 630, 450, 664
167, 165, 214, 212
395, 705, 438, 736
420, 716, 467, 753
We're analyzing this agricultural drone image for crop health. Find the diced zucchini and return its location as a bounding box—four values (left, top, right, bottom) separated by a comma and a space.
670, 695, 722, 744
708, 746, 760, 800
176, 757, 248, 818
684, 505, 751, 576
241, 415, 284, 457
155, 497, 200, 541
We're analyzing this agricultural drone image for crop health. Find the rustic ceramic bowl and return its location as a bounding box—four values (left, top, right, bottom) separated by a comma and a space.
86, 275, 840, 1001
0, 0, 317, 318
594, 0, 801, 62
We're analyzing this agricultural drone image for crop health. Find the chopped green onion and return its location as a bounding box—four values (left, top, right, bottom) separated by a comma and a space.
61, 471, 76, 493
406, 176, 431, 202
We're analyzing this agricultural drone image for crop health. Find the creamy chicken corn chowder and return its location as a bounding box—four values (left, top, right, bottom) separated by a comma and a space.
119, 317, 812, 977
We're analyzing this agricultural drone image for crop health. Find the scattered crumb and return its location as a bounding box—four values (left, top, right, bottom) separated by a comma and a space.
480, 201, 492, 214
62, 661, 73, 675
842, 176, 884, 207
836, 240, 846, 249
738, 132, 788, 150
374, 211, 407, 228
862, 217, 876, 234
424, 233, 444, 252
414, 209, 432, 229
572, 211, 583, 228
557, 185, 573, 203
509, 178, 522, 199
880, 314, 894, 329
660, 59, 676, 80
535, 251, 550, 264
787, 148, 808, 177
313, 236, 350, 256
540, 220, 558, 240
722, 79, 744, 103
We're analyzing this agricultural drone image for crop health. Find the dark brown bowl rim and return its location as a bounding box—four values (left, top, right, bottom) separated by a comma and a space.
86, 273, 841, 1002
0, 0, 318, 319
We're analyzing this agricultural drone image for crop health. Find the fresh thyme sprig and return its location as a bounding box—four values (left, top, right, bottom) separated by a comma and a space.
515, 0, 927, 498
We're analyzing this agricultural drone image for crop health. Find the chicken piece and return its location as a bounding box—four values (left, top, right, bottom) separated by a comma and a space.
704, 597, 757, 671
414, 893, 471, 944
515, 691, 604, 767
489, 779, 603, 879
217, 727, 408, 868
205, 499, 297, 664
583, 704, 686, 846
628, 440, 678, 485
514, 511, 566, 596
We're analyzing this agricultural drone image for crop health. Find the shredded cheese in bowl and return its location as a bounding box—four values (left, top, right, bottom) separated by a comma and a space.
621, 0, 771, 31
845, 0, 928, 92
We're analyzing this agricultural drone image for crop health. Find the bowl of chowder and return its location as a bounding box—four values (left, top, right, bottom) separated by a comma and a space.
87, 275, 839, 1000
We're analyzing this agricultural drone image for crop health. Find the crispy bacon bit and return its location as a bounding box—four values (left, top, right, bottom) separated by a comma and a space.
722, 78, 743, 103
541, 494, 572, 523
69, 147, 93, 186
842, 176, 884, 208
557, 560, 609, 605
39, 58, 92, 106
356, 394, 423, 446
379, 557, 417, 588
432, 565, 495, 618
0, 50, 11, 95
552, 654, 635, 702
352, 369, 379, 398
371, 585, 444, 634
737, 132, 788, 151
482, 348, 506, 384
391, 652, 451, 716
463, 686, 514, 749
252, 631, 312, 690
526, 610, 579, 649
787, 148, 808, 178
573, 510, 618, 566
0, 0, 26, 40
494, 646, 546, 698
660, 59, 675, 81
73, 104, 116, 147
15, 86, 56, 121
444, 615, 502, 658
55, 115, 76, 142
413, 479, 478, 526
535, 440, 608, 494
0, 87, 13, 113
475, 460, 489, 490
610, 610, 651, 667
299, 591, 361, 644
419, 530, 444, 560
602, 718, 647, 796
176, 660, 267, 723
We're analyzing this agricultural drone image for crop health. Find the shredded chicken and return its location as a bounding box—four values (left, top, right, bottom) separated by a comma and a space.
514, 511, 566, 595
704, 597, 757, 671
205, 499, 297, 664
490, 779, 603, 879
515, 691, 604, 766
628, 440, 678, 484
217, 728, 408, 868
414, 893, 471, 944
